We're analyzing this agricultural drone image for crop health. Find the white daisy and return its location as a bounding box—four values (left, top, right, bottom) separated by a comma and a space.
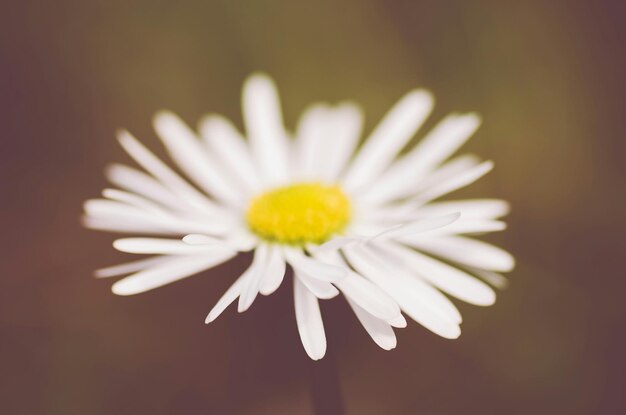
84, 73, 514, 360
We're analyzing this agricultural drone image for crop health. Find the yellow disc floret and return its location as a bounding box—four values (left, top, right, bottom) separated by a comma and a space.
246, 183, 351, 245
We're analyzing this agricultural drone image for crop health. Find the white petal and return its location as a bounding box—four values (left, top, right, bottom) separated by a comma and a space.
242, 73, 290, 185
198, 114, 262, 193
116, 130, 220, 214
259, 245, 287, 295
238, 244, 270, 312
223, 231, 259, 252
294, 276, 327, 360
471, 268, 509, 289
111, 252, 235, 296
83, 200, 183, 233
403, 112, 481, 172
293, 103, 332, 180
105, 164, 182, 211
358, 192, 506, 226
412, 160, 494, 206
94, 256, 172, 278
83, 199, 147, 217
84, 199, 231, 235
347, 299, 397, 350
363, 243, 463, 324
82, 216, 178, 235
294, 102, 363, 182
102, 188, 166, 214
379, 243, 497, 306
313, 236, 362, 253
388, 314, 407, 328
360, 113, 481, 204
409, 235, 515, 272
358, 154, 480, 207
342, 90, 433, 192
315, 249, 401, 321
320, 102, 363, 181
335, 221, 387, 238
283, 247, 347, 282
182, 234, 221, 245
343, 245, 461, 338
205, 275, 248, 323
183, 232, 257, 252
113, 238, 232, 255
412, 154, 482, 194
336, 271, 401, 321
153, 111, 243, 206
414, 199, 510, 220
369, 212, 461, 241
296, 272, 339, 299
402, 218, 507, 238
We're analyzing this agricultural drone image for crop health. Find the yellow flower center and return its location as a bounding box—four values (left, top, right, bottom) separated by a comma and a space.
246, 183, 351, 245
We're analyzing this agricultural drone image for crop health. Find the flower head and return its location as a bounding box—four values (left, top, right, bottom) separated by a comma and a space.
84, 73, 514, 360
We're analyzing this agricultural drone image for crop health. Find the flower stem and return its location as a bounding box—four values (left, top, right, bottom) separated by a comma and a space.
309, 347, 345, 415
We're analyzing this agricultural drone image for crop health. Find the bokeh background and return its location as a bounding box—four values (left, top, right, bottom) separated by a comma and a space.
2, 1, 625, 414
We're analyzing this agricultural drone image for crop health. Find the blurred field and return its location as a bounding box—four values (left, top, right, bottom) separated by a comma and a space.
1, 1, 625, 414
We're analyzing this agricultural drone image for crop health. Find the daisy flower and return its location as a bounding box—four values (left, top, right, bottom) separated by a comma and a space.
83, 73, 514, 360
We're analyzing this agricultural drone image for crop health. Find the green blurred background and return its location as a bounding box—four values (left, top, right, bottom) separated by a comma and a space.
2, 1, 625, 414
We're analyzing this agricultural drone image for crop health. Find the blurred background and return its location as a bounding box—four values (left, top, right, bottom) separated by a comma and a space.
2, 1, 625, 414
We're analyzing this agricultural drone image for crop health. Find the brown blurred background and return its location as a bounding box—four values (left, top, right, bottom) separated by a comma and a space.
2, 1, 625, 414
